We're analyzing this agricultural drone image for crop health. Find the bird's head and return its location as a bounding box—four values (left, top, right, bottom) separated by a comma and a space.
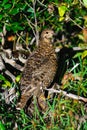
40, 29, 55, 43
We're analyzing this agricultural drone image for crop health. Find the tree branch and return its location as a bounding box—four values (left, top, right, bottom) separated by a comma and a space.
33, 0, 39, 46
45, 87, 87, 102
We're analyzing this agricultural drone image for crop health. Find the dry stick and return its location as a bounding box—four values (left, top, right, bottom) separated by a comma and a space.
25, 1, 34, 10
0, 55, 5, 70
16, 33, 27, 45
55, 46, 87, 53
5, 70, 16, 82
29, 37, 36, 45
22, 14, 36, 47
23, 1, 37, 38
25, 1, 44, 46
79, 0, 86, 7
0, 25, 6, 46
37, 0, 47, 7
45, 87, 87, 102
1, 53, 23, 71
4, 87, 17, 104
33, 0, 39, 46
23, 14, 36, 39
69, 63, 80, 73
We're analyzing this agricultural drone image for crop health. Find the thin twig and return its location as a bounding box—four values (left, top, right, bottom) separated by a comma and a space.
68, 16, 83, 30
23, 14, 36, 38
79, 0, 86, 7
45, 88, 87, 102
1, 54, 23, 71
24, 1, 39, 46
55, 46, 87, 53
0, 55, 5, 70
30, 37, 36, 45
37, 0, 47, 7
0, 25, 6, 46
25, 1, 34, 10
5, 70, 16, 82
33, 0, 39, 46
69, 63, 80, 72
16, 33, 27, 45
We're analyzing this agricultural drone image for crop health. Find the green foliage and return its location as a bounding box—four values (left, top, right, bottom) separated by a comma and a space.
82, 50, 87, 59
0, 74, 11, 88
0, 0, 87, 129
0, 95, 86, 129
0, 121, 6, 130
15, 75, 21, 83
83, 0, 87, 7
62, 52, 87, 97
0, 0, 86, 36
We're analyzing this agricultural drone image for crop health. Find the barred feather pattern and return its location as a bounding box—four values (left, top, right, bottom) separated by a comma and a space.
0, 29, 58, 112
16, 29, 58, 110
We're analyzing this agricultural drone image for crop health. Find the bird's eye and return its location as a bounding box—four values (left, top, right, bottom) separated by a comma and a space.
46, 32, 49, 34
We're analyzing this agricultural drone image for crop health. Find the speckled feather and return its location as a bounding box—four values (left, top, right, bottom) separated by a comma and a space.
16, 29, 58, 109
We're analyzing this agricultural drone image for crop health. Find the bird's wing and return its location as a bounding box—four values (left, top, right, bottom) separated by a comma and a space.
20, 50, 50, 85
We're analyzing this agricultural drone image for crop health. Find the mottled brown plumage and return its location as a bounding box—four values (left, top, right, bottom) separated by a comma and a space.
16, 29, 58, 110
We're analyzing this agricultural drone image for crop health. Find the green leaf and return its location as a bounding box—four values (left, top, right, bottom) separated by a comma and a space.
83, 0, 87, 7
82, 50, 87, 59
0, 121, 6, 130
73, 52, 82, 58
83, 122, 87, 130
20, 4, 27, 11
0, 15, 3, 20
4, 80, 11, 87
12, 0, 15, 3
11, 22, 24, 32
15, 75, 21, 82
58, 5, 67, 17
10, 8, 19, 15
27, 8, 34, 13
4, 4, 12, 9
0, 74, 6, 81
0, 74, 11, 87
2, 0, 8, 6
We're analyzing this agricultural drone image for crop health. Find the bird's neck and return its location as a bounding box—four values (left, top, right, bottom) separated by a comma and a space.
40, 37, 53, 44
39, 39, 53, 49
38, 39, 55, 56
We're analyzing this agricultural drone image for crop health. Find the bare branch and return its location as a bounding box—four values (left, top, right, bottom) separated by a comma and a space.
68, 16, 83, 30
24, 1, 39, 46
0, 55, 5, 70
0, 25, 6, 46
25, 1, 34, 10
69, 63, 80, 72
23, 14, 36, 38
79, 0, 87, 7
29, 37, 36, 45
1, 54, 23, 71
33, 0, 39, 46
3, 25, 7, 36
5, 70, 16, 82
16, 33, 27, 45
37, 0, 47, 7
45, 87, 87, 102
3, 87, 17, 104
55, 46, 87, 53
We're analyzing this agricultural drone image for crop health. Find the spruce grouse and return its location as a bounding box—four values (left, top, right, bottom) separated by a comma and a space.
16, 29, 58, 110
